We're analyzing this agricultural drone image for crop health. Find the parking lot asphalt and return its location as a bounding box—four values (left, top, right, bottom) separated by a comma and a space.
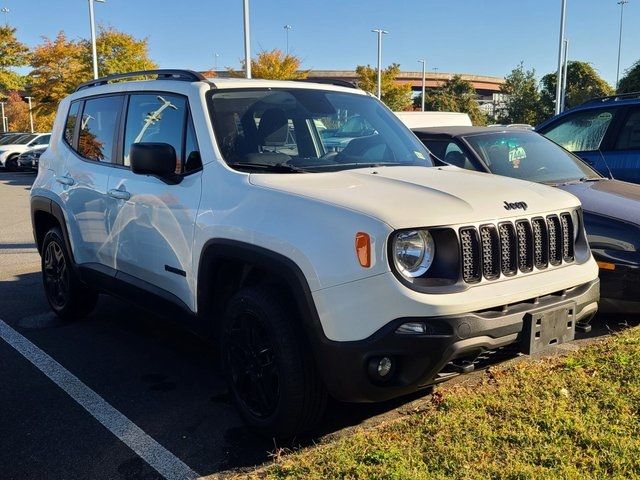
1, 170, 637, 480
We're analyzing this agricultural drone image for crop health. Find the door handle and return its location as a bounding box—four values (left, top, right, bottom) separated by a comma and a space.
56, 175, 75, 186
108, 189, 131, 201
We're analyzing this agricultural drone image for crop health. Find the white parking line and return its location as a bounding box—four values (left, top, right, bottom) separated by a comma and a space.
0, 318, 200, 480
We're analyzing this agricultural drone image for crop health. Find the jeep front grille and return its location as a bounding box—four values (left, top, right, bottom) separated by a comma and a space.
459, 212, 577, 283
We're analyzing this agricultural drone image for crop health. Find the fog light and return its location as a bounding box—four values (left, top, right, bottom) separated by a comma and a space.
368, 356, 395, 381
377, 357, 392, 377
396, 322, 427, 335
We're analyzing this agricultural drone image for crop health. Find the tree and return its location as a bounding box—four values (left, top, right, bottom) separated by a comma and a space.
618, 59, 640, 93
229, 49, 308, 80
356, 63, 412, 111
498, 63, 542, 125
0, 26, 30, 92
4, 91, 30, 131
28, 32, 86, 120
415, 75, 486, 125
83, 26, 157, 77
28, 28, 157, 128
540, 61, 613, 119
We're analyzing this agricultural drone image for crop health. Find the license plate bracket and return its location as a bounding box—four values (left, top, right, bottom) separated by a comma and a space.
521, 302, 576, 355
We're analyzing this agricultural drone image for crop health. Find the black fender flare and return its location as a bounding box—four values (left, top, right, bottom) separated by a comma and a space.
196, 238, 329, 348
30, 195, 76, 265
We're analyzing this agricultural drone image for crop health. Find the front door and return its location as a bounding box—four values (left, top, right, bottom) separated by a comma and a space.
105, 93, 203, 310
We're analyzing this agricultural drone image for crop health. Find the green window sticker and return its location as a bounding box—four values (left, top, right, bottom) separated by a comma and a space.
508, 146, 527, 168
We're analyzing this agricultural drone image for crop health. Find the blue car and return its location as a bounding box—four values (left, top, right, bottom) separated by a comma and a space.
536, 92, 640, 184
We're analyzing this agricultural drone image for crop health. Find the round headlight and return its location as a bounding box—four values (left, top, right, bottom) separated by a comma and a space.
392, 230, 435, 278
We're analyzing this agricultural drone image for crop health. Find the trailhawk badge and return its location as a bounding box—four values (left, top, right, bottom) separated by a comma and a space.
503, 201, 528, 211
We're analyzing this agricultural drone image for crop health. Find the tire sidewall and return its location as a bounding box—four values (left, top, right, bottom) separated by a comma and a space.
221, 288, 306, 434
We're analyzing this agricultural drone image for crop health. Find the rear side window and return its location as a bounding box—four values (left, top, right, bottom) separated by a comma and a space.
64, 102, 80, 145
543, 108, 616, 152
614, 108, 640, 151
78, 96, 123, 163
31, 134, 50, 146
124, 94, 186, 168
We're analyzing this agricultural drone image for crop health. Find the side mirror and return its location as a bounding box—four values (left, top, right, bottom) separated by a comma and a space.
130, 143, 177, 179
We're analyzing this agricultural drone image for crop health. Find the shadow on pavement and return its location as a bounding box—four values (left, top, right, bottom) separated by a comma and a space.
0, 170, 36, 189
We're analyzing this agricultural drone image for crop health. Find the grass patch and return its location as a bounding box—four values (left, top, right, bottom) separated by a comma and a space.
247, 328, 640, 479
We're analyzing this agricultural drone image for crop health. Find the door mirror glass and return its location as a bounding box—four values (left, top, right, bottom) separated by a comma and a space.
130, 142, 177, 180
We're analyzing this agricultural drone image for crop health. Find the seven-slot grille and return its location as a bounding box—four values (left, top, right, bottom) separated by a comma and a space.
460, 212, 576, 284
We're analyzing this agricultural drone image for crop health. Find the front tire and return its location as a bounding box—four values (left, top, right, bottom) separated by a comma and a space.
4, 155, 19, 171
221, 286, 326, 438
41, 227, 98, 320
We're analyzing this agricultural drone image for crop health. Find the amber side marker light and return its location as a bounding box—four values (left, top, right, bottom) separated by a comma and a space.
597, 261, 616, 271
355, 232, 371, 268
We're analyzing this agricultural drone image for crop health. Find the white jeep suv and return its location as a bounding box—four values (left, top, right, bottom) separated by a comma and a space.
31, 70, 599, 437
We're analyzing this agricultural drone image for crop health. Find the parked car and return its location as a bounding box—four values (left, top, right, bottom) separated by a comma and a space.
536, 92, 640, 184
413, 126, 639, 313
0, 133, 51, 171
17, 145, 47, 171
31, 69, 599, 437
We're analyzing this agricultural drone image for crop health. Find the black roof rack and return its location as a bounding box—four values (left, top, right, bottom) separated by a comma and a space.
296, 78, 358, 89
580, 91, 640, 106
75, 69, 208, 92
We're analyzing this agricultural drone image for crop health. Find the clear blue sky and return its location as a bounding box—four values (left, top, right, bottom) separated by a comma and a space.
7, 0, 640, 84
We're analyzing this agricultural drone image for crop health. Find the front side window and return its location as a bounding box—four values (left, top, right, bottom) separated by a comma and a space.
464, 131, 600, 184
123, 94, 186, 169
422, 139, 477, 170
543, 108, 616, 152
11, 134, 37, 145
78, 96, 122, 163
208, 89, 432, 172
614, 108, 640, 151
30, 134, 50, 146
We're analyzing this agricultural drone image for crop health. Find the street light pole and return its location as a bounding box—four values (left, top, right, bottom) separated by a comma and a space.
616, 0, 629, 90
25, 96, 34, 133
243, 0, 251, 79
0, 7, 9, 26
555, 0, 567, 115
418, 60, 426, 112
560, 38, 569, 113
0, 102, 6, 133
87, 0, 105, 80
371, 29, 388, 100
214, 53, 220, 73
284, 25, 293, 55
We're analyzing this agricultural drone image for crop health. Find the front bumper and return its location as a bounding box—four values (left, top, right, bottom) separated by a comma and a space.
315, 278, 599, 402
593, 251, 640, 313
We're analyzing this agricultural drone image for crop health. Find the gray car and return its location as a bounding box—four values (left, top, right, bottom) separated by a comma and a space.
414, 126, 640, 314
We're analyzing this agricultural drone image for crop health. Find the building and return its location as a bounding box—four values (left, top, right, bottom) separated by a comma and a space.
306, 70, 504, 102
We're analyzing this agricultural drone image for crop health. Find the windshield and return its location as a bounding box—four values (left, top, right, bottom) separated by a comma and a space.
7, 134, 37, 145
0, 134, 22, 145
208, 88, 432, 172
463, 131, 601, 184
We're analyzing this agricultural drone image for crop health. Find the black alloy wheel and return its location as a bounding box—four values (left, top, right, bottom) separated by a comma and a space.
225, 311, 280, 419
43, 240, 70, 309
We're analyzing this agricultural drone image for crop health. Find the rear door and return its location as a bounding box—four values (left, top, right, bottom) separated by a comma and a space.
603, 106, 640, 184
104, 92, 203, 309
61, 95, 124, 267
541, 107, 621, 177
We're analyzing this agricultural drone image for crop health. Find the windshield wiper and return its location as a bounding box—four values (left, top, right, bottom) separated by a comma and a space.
579, 177, 604, 182
230, 162, 307, 173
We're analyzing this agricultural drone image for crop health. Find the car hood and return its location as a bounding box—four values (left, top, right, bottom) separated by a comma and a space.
249, 166, 581, 229
559, 179, 640, 225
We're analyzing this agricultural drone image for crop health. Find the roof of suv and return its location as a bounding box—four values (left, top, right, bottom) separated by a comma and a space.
73, 69, 366, 97
537, 91, 640, 130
